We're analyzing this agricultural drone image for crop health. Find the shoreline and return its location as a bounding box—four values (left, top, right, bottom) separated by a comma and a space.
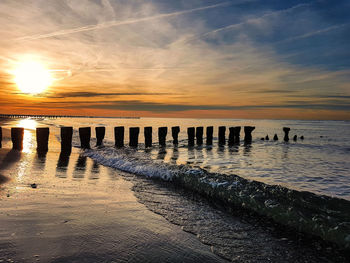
1, 118, 349, 261
0, 147, 226, 262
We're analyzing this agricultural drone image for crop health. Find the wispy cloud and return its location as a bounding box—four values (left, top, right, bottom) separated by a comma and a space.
15, 2, 230, 41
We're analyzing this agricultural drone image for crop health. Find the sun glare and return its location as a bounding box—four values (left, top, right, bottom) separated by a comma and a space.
13, 60, 53, 94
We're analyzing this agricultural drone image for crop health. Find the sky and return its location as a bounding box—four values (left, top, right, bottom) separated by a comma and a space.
0, 0, 349, 119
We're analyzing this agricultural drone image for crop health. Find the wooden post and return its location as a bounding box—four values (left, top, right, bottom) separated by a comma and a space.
36, 127, 49, 153
273, 134, 278, 141
196, 127, 203, 145
79, 127, 91, 149
228, 127, 235, 146
158, 127, 167, 147
233, 126, 241, 144
95, 127, 105, 147
293, 135, 297, 141
144, 127, 152, 148
129, 127, 139, 147
0, 127, 2, 148
218, 126, 226, 146
206, 126, 213, 145
61, 127, 73, 154
11, 127, 24, 150
244, 126, 255, 143
171, 126, 180, 145
114, 126, 124, 148
283, 127, 290, 142
187, 127, 195, 147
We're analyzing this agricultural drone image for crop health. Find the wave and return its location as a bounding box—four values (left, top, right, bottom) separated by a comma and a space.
83, 145, 350, 250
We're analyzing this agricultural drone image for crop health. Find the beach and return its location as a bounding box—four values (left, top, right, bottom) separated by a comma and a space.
0, 119, 349, 262
0, 126, 225, 262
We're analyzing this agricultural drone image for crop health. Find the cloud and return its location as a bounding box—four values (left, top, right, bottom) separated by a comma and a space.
45, 91, 174, 98
15, 1, 230, 41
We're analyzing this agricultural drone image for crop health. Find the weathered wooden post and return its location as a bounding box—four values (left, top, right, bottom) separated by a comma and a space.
300, 135, 304, 140
244, 126, 255, 143
36, 127, 49, 153
114, 126, 124, 148
218, 126, 226, 146
233, 126, 241, 144
171, 126, 180, 145
95, 127, 105, 147
196, 127, 203, 145
11, 127, 24, 150
293, 135, 297, 141
283, 127, 290, 142
79, 127, 91, 149
158, 127, 167, 147
265, 135, 269, 141
206, 126, 213, 145
187, 127, 195, 147
0, 127, 2, 148
61, 127, 73, 154
144, 127, 152, 148
273, 134, 278, 141
129, 127, 139, 147
228, 127, 235, 146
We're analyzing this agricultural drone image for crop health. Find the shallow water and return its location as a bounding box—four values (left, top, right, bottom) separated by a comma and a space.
1, 117, 349, 261
31, 117, 350, 200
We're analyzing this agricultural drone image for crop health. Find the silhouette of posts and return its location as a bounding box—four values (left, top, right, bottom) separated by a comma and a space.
206, 126, 213, 145
144, 127, 152, 148
171, 126, 180, 145
158, 127, 167, 147
95, 127, 105, 147
265, 135, 269, 141
36, 127, 49, 153
218, 126, 226, 146
0, 127, 2, 148
234, 126, 241, 144
273, 134, 278, 141
244, 126, 255, 143
114, 126, 124, 148
228, 127, 235, 146
196, 127, 203, 145
283, 127, 290, 142
79, 127, 91, 149
187, 127, 195, 147
61, 127, 73, 154
129, 127, 139, 147
293, 135, 297, 141
11, 127, 24, 150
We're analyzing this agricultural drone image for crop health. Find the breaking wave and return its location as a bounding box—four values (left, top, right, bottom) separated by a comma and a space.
83, 145, 350, 250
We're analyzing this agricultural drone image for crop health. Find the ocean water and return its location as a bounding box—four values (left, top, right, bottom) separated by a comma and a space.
33, 117, 350, 200
1, 116, 350, 255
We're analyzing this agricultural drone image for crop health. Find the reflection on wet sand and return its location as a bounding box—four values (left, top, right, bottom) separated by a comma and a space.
74, 155, 87, 178
56, 153, 70, 178
34, 152, 47, 171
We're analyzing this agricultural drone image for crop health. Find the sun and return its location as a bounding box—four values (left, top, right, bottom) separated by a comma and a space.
13, 60, 53, 94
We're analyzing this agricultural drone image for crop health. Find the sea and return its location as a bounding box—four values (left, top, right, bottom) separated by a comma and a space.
1, 116, 350, 255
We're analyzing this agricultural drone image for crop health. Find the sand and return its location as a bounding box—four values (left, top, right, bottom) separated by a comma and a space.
0, 126, 226, 262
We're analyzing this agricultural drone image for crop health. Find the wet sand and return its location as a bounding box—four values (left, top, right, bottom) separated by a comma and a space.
0, 127, 226, 262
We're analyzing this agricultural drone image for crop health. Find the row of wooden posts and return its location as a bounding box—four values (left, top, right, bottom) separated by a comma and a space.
0, 125, 295, 153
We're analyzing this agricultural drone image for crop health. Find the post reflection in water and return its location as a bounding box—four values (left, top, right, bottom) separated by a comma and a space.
187, 147, 195, 165
243, 144, 252, 156
157, 147, 167, 160
170, 147, 179, 164
74, 155, 87, 178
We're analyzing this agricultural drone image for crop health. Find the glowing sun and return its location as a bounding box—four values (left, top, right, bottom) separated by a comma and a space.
13, 61, 53, 94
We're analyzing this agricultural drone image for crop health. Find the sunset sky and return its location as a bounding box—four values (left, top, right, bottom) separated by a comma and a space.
0, 0, 349, 119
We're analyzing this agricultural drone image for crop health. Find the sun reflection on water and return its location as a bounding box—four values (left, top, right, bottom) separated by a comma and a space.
17, 119, 38, 153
